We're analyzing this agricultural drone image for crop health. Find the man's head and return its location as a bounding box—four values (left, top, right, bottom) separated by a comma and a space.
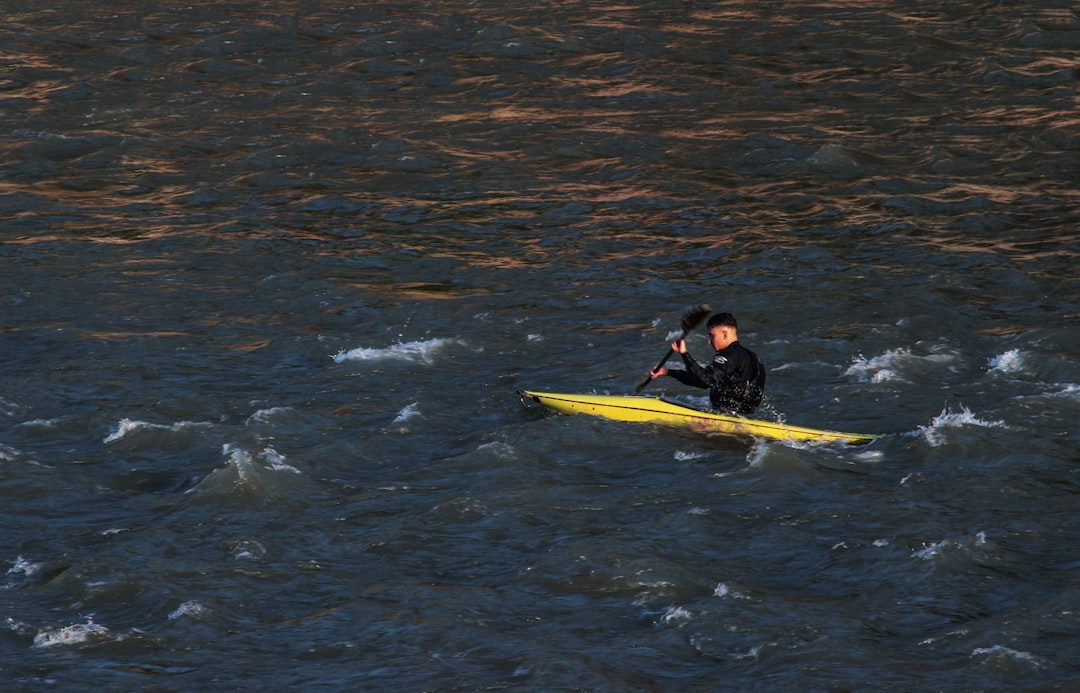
706, 312, 739, 351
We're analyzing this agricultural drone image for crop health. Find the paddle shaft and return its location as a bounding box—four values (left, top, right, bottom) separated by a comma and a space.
629, 304, 710, 396
630, 346, 679, 395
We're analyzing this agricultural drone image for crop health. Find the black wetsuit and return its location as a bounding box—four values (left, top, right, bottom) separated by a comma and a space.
667, 341, 766, 417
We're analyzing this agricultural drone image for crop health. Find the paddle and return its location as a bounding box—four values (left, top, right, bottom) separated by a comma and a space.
630, 304, 711, 396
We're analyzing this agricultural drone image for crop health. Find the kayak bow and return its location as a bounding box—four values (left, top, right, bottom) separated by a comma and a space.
519, 390, 881, 445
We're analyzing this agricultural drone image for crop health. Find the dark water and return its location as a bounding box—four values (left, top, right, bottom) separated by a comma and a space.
2, 1, 1079, 690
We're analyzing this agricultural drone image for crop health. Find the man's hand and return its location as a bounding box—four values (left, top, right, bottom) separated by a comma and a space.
649, 366, 667, 380
670, 338, 687, 354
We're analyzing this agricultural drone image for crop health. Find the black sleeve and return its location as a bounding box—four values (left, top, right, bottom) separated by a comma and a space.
666, 352, 711, 389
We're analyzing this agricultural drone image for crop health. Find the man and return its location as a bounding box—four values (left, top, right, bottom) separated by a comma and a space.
649, 312, 766, 417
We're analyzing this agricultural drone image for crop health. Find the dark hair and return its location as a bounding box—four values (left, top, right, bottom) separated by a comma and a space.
707, 312, 737, 330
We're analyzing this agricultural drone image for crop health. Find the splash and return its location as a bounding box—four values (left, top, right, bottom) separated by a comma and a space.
246, 407, 296, 425
6, 555, 42, 579
987, 348, 1025, 374
103, 418, 208, 444
33, 618, 113, 649
845, 348, 910, 383
846, 347, 959, 384
971, 644, 1045, 669
169, 600, 210, 620
332, 337, 464, 365
392, 403, 421, 424
917, 406, 1005, 446
660, 606, 693, 624
745, 439, 771, 467
186, 445, 303, 498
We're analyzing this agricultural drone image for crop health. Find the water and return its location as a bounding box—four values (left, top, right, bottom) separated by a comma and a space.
2, 1, 1078, 690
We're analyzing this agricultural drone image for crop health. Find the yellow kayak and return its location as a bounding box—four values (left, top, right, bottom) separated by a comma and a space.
518, 391, 882, 445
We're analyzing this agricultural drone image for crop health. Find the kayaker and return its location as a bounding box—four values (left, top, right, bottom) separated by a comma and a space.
649, 312, 766, 417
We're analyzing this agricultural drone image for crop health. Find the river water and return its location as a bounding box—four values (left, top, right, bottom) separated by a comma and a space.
2, 1, 1078, 690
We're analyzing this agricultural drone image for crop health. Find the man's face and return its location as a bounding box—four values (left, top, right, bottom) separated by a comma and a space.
708, 326, 733, 351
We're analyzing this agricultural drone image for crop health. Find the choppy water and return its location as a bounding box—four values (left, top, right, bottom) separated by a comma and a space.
2, 1, 1078, 690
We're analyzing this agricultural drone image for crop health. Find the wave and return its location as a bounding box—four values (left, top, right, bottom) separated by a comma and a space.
845, 347, 957, 384
185, 445, 307, 501
32, 618, 116, 649
332, 337, 465, 365
987, 348, 1026, 374
169, 600, 211, 620
103, 418, 212, 445
391, 402, 421, 425
917, 406, 1006, 447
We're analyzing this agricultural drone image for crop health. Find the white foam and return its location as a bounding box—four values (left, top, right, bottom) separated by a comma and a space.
33, 619, 113, 649
712, 582, 749, 599
246, 407, 295, 424
168, 600, 209, 620
103, 418, 209, 444
915, 540, 949, 560
392, 403, 421, 424
261, 447, 300, 474
187, 445, 307, 497
746, 439, 770, 467
660, 606, 693, 624
14, 417, 62, 430
987, 348, 1026, 374
845, 348, 910, 382
332, 337, 464, 365
6, 555, 42, 578
917, 405, 1006, 446
845, 347, 956, 384
971, 644, 1044, 668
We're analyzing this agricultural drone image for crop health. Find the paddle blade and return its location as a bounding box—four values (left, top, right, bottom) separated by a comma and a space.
629, 304, 711, 395
675, 304, 711, 338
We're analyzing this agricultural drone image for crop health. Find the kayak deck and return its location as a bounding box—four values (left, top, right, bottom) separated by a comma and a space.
518, 390, 882, 445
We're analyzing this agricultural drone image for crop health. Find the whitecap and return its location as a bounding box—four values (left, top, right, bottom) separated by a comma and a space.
987, 348, 1025, 374
7, 555, 42, 578
246, 407, 296, 425
971, 644, 1045, 668
332, 337, 464, 365
674, 450, 707, 462
917, 405, 1006, 447
261, 447, 300, 474
168, 600, 210, 620
845, 347, 957, 384
915, 540, 949, 560
0, 442, 19, 461
32, 618, 113, 649
660, 606, 693, 624
392, 403, 421, 424
712, 582, 750, 600
104, 418, 158, 443
845, 348, 910, 383
14, 417, 62, 430
187, 445, 306, 498
103, 418, 209, 444
230, 539, 266, 561
914, 533, 987, 560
